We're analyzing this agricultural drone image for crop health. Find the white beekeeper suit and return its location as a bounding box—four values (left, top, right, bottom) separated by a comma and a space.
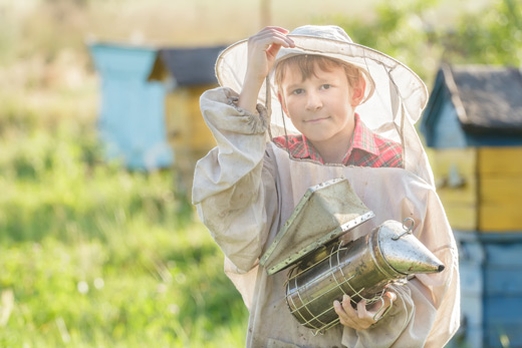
192, 25, 460, 348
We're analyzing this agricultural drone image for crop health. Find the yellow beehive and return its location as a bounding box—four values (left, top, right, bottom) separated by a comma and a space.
421, 64, 522, 232
429, 147, 522, 231
148, 45, 226, 194
164, 85, 216, 193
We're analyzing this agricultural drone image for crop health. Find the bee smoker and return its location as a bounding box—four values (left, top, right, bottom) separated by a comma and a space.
285, 219, 444, 332
260, 178, 445, 334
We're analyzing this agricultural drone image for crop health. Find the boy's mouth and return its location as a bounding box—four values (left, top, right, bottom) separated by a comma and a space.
305, 116, 330, 124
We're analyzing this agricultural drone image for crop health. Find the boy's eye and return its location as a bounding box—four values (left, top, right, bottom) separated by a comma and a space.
321, 84, 331, 90
292, 89, 304, 95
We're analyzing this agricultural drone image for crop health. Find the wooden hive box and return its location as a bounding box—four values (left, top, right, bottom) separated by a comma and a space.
89, 42, 226, 194
455, 232, 522, 348
422, 64, 522, 232
429, 147, 522, 231
89, 42, 174, 170
422, 63, 522, 348
148, 46, 226, 194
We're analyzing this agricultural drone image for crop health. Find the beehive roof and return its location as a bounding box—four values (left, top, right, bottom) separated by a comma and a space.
440, 64, 522, 134
148, 45, 227, 86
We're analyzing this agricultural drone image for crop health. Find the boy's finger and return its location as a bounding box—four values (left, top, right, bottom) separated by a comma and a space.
266, 43, 282, 59
260, 26, 290, 35
255, 27, 295, 48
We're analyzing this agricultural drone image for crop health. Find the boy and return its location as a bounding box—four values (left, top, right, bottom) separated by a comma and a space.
193, 26, 459, 347
271, 54, 403, 167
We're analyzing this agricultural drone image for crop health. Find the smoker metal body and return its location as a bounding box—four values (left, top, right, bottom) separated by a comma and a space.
285, 220, 445, 333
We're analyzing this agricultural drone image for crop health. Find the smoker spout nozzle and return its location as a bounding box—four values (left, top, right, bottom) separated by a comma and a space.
377, 220, 445, 275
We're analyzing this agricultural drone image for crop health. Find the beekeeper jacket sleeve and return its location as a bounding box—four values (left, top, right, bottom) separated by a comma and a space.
192, 87, 277, 274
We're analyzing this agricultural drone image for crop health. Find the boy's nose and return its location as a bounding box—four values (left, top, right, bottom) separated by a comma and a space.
305, 92, 323, 110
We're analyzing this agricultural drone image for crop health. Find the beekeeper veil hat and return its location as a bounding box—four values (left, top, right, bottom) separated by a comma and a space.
215, 25, 434, 185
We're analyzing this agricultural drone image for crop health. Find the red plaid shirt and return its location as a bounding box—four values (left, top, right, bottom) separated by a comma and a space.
273, 114, 403, 168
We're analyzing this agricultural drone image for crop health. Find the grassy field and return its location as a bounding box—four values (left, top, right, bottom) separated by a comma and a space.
0, 59, 248, 348
0, 1, 256, 346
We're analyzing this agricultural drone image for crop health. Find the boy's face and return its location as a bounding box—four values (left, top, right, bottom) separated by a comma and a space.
278, 62, 365, 146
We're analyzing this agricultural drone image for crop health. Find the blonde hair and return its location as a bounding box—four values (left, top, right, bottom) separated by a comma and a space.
274, 55, 375, 103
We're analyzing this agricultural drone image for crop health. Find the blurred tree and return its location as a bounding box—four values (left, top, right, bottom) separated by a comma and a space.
330, 0, 521, 83
42, 0, 89, 8
261, 0, 272, 27
332, 0, 442, 81
440, 0, 522, 65
19, 0, 88, 63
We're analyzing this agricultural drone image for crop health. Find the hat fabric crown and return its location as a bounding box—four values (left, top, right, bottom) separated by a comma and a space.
283, 25, 354, 42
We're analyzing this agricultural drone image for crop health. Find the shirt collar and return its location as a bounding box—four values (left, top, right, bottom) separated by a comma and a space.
299, 114, 380, 163
349, 113, 380, 156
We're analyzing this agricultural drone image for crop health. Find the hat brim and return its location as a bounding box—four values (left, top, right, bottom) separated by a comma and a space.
216, 35, 427, 134
214, 33, 435, 185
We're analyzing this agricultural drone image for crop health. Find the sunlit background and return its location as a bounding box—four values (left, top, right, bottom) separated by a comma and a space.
0, 0, 521, 347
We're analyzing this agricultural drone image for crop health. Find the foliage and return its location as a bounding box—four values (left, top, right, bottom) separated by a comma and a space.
327, 0, 443, 82
440, 0, 522, 65
325, 0, 521, 85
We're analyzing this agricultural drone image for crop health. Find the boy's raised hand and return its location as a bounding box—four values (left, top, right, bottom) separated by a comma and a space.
239, 26, 295, 113
245, 26, 295, 82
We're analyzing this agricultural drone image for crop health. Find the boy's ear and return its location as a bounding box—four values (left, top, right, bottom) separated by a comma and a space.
277, 92, 289, 114
351, 77, 366, 106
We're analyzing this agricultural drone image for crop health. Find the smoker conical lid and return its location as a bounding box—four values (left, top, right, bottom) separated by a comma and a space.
260, 177, 374, 275
377, 220, 445, 275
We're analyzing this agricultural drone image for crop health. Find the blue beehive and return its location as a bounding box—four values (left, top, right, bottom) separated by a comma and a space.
421, 63, 522, 348
89, 42, 225, 180
455, 232, 522, 348
89, 43, 173, 170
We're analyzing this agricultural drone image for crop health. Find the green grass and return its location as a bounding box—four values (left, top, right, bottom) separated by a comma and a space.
0, 90, 248, 347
